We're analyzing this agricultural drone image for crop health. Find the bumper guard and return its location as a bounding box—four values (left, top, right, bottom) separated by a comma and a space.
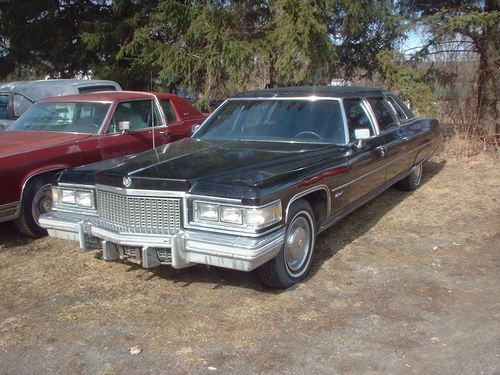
39, 211, 285, 272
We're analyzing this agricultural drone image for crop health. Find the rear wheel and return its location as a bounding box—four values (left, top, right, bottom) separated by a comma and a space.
13, 175, 53, 237
395, 162, 423, 191
258, 199, 316, 288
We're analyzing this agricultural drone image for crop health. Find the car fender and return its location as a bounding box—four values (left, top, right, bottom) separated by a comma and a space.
19, 166, 70, 201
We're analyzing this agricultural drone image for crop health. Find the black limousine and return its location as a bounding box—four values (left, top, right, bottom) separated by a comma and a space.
40, 86, 440, 288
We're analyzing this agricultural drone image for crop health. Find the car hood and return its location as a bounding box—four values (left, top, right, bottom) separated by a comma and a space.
0, 131, 92, 158
61, 138, 350, 198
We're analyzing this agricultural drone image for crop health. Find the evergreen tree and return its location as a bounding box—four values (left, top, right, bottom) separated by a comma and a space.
0, 0, 109, 79
81, 0, 159, 89
97, 0, 401, 104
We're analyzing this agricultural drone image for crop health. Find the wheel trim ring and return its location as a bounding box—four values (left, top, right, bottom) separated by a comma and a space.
412, 163, 422, 186
31, 184, 52, 226
284, 211, 314, 278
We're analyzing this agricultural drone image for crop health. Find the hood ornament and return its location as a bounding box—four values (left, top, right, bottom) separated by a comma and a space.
123, 177, 132, 188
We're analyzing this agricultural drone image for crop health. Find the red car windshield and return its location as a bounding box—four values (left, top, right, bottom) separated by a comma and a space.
9, 101, 110, 134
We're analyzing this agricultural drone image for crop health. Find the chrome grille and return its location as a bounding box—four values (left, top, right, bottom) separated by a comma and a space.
96, 190, 181, 235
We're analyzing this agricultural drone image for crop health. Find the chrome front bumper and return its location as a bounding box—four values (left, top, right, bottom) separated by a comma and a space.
39, 211, 285, 272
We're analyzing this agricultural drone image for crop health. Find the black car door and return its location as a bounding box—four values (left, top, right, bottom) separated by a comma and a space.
366, 96, 410, 182
343, 98, 387, 204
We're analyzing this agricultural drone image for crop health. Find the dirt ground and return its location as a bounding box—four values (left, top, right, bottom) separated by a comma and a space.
0, 156, 498, 375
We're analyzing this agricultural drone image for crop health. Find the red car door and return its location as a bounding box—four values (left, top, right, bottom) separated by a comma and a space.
158, 98, 189, 142
98, 99, 160, 159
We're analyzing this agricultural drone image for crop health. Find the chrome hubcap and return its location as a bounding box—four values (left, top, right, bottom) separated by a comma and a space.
284, 215, 311, 275
32, 184, 52, 225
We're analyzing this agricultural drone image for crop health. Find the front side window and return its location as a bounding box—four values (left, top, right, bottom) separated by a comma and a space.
107, 100, 162, 133
343, 98, 377, 141
367, 97, 398, 131
196, 99, 346, 144
9, 102, 110, 134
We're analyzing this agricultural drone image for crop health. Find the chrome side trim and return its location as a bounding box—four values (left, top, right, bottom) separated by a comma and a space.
52, 206, 99, 217
0, 201, 21, 222
319, 166, 416, 234
186, 194, 241, 204
20, 168, 66, 202
362, 98, 381, 135
331, 140, 432, 192
58, 182, 96, 189
339, 98, 350, 144
286, 185, 331, 222
226, 97, 343, 101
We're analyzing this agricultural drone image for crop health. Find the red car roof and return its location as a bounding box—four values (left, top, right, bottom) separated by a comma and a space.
40, 91, 183, 103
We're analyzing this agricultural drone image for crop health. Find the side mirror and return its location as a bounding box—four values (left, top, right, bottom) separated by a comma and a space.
191, 124, 201, 135
119, 121, 131, 133
353, 128, 371, 148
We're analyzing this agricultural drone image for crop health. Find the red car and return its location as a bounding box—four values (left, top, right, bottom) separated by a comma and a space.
0, 91, 206, 237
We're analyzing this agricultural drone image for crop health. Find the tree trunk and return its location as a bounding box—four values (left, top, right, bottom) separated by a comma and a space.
268, 55, 277, 88
476, 0, 499, 135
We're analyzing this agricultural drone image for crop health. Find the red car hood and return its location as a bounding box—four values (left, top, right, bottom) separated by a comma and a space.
0, 131, 92, 158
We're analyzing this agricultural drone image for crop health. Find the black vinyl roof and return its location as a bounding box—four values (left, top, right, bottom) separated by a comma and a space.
232, 86, 385, 98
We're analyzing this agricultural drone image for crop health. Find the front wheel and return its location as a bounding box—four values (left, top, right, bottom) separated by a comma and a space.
258, 199, 316, 288
395, 162, 423, 191
13, 176, 53, 237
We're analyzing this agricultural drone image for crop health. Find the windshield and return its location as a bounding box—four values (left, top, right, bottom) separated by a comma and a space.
196, 99, 346, 144
9, 101, 110, 134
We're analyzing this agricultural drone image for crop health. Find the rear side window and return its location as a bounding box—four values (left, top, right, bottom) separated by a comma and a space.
389, 95, 414, 119
161, 100, 177, 123
343, 98, 377, 141
78, 85, 117, 94
13, 94, 34, 118
0, 94, 9, 119
367, 97, 397, 131
386, 96, 408, 121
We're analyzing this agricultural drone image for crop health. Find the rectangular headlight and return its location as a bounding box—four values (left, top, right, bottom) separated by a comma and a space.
192, 200, 282, 230
221, 206, 243, 224
75, 191, 94, 208
195, 202, 219, 221
61, 189, 76, 204
245, 201, 282, 227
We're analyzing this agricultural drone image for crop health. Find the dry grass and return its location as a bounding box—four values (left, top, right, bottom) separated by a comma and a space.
0, 157, 499, 374
437, 99, 498, 160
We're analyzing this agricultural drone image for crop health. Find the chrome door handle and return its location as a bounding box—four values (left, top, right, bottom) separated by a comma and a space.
376, 146, 386, 158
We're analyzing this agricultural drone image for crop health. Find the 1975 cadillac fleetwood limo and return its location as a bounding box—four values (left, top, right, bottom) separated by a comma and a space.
40, 86, 440, 288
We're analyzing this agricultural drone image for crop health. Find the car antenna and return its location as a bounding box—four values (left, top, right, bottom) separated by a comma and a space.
151, 96, 156, 150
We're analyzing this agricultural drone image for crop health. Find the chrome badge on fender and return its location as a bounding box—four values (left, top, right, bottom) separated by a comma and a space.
123, 177, 132, 187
